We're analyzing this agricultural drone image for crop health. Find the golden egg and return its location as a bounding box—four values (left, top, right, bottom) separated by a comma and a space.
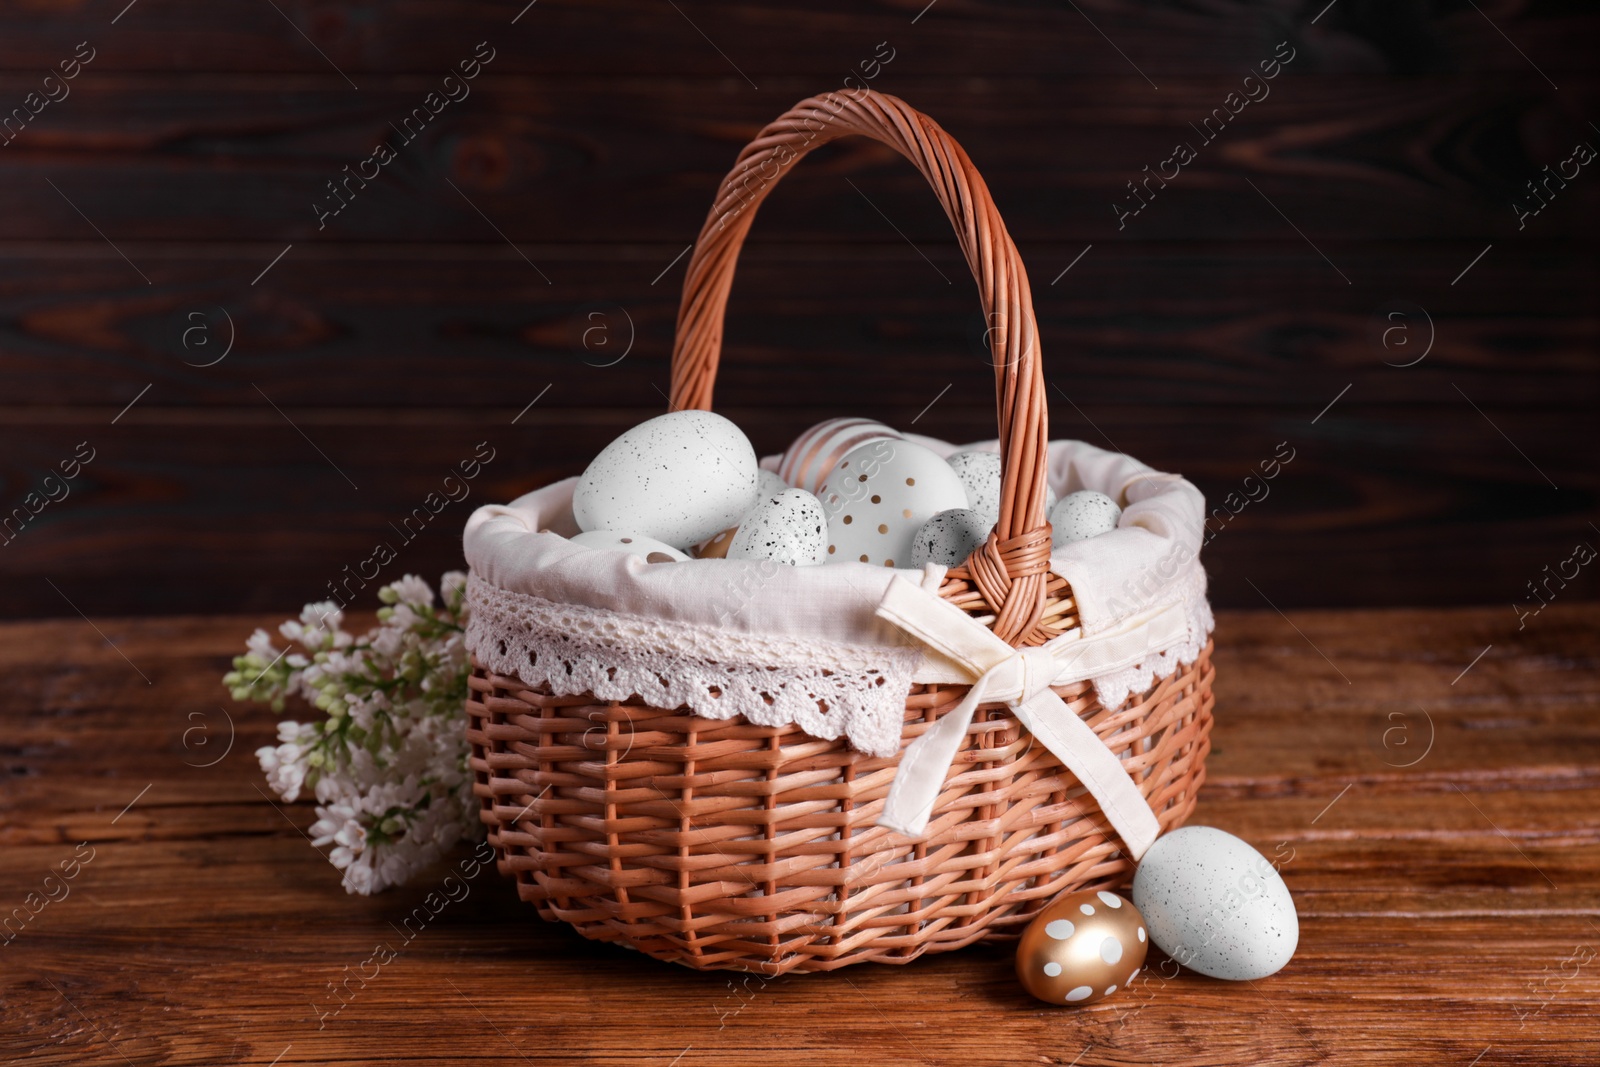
1016, 889, 1148, 1006
693, 525, 739, 559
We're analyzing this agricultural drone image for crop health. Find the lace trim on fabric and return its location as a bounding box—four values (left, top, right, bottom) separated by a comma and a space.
465, 573, 920, 758
1085, 565, 1214, 710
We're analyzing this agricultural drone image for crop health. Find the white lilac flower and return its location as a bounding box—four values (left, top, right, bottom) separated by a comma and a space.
246, 628, 279, 660
440, 571, 467, 612
256, 720, 320, 800
370, 623, 405, 658
234, 573, 479, 895
387, 574, 434, 610
281, 602, 341, 649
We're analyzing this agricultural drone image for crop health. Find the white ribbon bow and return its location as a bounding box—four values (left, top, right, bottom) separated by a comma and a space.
874, 573, 1186, 860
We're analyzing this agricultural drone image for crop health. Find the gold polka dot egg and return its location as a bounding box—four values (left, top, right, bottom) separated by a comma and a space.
817, 438, 967, 567
1017, 889, 1148, 1006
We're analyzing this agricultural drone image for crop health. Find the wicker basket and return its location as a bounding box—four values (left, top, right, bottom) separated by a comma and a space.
464, 88, 1214, 974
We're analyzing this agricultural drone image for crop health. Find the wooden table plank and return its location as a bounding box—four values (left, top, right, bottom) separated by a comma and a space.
2, 604, 1597, 1064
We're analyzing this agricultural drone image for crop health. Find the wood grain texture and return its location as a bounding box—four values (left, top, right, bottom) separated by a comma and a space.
2, 604, 1597, 1064
1, 76, 1593, 243
0, 243, 1594, 408
2, 0, 1593, 77
0, 0, 1596, 618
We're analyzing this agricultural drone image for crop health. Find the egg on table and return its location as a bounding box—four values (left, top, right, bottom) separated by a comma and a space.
778, 418, 902, 495
568, 529, 688, 563
1131, 825, 1299, 981
1050, 489, 1122, 548
1016, 889, 1149, 1006
727, 489, 827, 566
572, 410, 758, 549
817, 438, 968, 567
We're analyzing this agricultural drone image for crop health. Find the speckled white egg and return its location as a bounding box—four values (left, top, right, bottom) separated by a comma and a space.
568, 529, 689, 563
1131, 826, 1299, 981
945, 448, 1056, 521
910, 508, 992, 567
727, 489, 827, 567
818, 439, 968, 568
946, 451, 1002, 519
756, 467, 789, 499
573, 410, 758, 549
778, 418, 903, 495
1050, 489, 1123, 548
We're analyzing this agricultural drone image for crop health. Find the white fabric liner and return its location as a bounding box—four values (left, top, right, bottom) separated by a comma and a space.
467, 573, 926, 758
463, 436, 1213, 759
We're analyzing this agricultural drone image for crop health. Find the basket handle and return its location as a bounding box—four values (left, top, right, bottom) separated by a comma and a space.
667, 89, 1052, 645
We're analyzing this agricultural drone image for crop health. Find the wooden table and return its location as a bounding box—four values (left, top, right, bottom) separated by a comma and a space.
3, 605, 1597, 1065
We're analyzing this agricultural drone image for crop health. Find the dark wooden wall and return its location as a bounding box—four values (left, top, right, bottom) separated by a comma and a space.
1, 0, 1596, 619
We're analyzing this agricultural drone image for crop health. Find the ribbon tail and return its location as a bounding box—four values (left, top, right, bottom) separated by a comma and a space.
878, 686, 985, 838
1011, 690, 1162, 860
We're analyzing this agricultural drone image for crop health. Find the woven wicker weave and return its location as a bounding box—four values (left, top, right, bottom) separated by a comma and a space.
465, 89, 1214, 973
